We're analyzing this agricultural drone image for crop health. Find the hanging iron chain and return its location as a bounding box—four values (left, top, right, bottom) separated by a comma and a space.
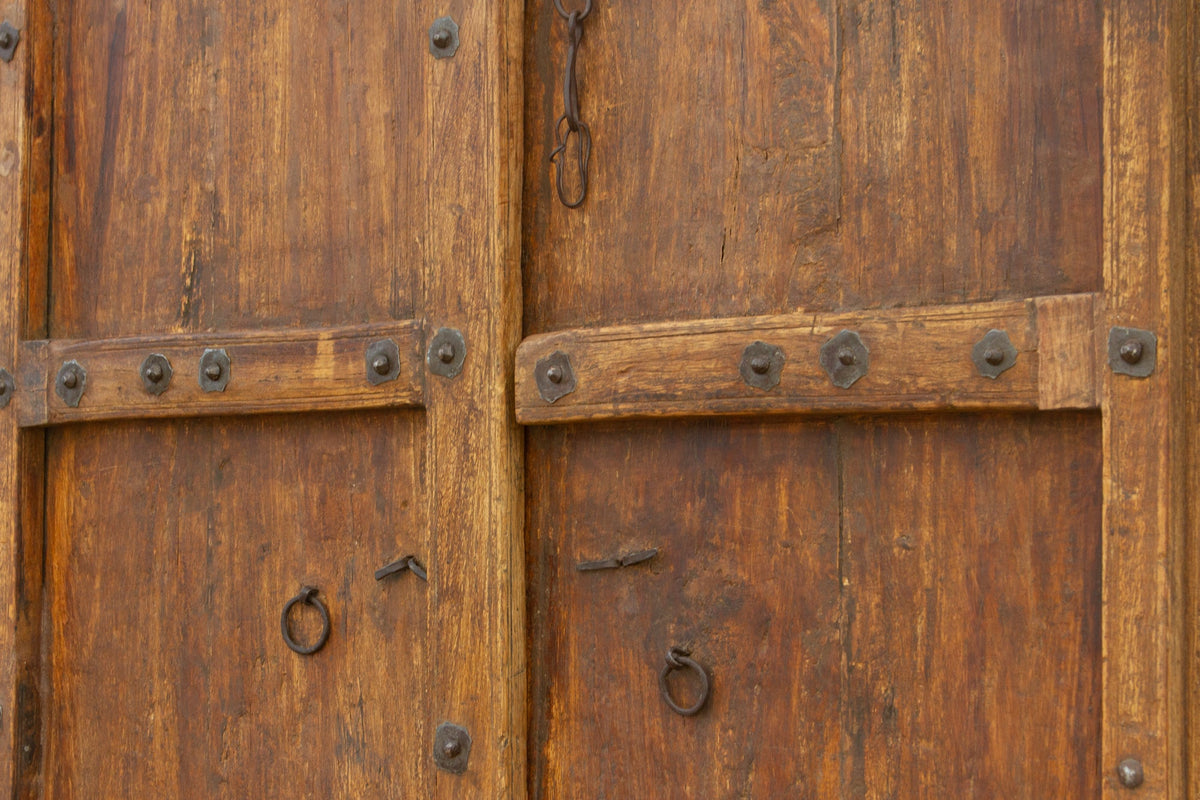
549, 0, 593, 208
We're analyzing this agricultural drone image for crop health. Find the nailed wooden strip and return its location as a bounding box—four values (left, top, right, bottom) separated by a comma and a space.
15, 321, 426, 427
515, 294, 1099, 424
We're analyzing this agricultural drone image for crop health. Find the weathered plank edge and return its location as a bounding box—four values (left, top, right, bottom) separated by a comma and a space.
1101, 0, 1189, 796
515, 294, 1099, 425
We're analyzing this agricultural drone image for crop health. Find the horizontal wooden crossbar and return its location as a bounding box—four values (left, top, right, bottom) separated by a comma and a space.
515, 294, 1101, 424
13, 320, 426, 426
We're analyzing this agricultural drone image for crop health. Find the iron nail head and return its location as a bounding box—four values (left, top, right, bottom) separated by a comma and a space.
141, 354, 174, 395
433, 722, 471, 774
819, 330, 869, 389
971, 330, 1018, 379
739, 342, 785, 391
429, 17, 460, 59
0, 368, 13, 409
198, 348, 231, 392
1108, 327, 1157, 378
427, 328, 467, 379
1116, 757, 1144, 789
535, 350, 576, 403
0, 23, 19, 63
55, 361, 87, 407
365, 339, 401, 385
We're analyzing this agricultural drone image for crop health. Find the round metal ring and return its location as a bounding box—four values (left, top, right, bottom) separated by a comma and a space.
553, 0, 592, 21
281, 586, 331, 655
658, 646, 710, 716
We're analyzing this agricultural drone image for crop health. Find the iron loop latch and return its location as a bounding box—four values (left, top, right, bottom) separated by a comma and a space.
375, 555, 428, 582
658, 646, 711, 717
281, 586, 331, 656
576, 548, 657, 572
549, 1, 594, 207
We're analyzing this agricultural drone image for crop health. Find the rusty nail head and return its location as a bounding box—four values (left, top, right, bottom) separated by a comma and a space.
0, 368, 13, 409
372, 354, 391, 375
198, 348, 231, 392
972, 330, 1018, 379
55, 361, 87, 407
427, 328, 467, 379
984, 348, 1004, 365
535, 350, 576, 403
429, 17, 460, 59
0, 23, 19, 63
820, 330, 869, 389
433, 722, 471, 774
739, 342, 784, 391
141, 354, 173, 396
365, 339, 401, 385
1116, 757, 1144, 789
1108, 327, 1156, 378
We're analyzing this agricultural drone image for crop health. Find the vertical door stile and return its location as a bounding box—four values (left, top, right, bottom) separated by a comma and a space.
1101, 0, 1189, 796
423, 0, 526, 797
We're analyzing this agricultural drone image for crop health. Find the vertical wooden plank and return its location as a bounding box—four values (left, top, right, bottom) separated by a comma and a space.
1187, 2, 1200, 794
424, 0, 524, 796
1102, 0, 1188, 795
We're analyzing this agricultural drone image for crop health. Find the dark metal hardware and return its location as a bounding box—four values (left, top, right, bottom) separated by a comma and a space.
365, 338, 402, 385
433, 722, 472, 774
140, 354, 173, 395
55, 361, 87, 407
658, 646, 710, 717
198, 348, 231, 392
739, 342, 784, 390
535, 350, 576, 403
427, 327, 466, 379
549, 0, 594, 208
819, 330, 869, 388
1108, 326, 1157, 378
375, 555, 428, 582
0, 368, 13, 409
281, 586, 331, 656
577, 548, 657, 572
429, 16, 459, 59
1116, 757, 1144, 789
971, 329, 1018, 379
0, 22, 19, 63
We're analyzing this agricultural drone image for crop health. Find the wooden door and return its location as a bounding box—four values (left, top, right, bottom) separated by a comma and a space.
0, 1, 524, 798
519, 0, 1192, 798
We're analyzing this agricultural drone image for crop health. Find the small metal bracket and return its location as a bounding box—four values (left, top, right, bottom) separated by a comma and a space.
1108, 326, 1157, 378
971, 329, 1018, 379
739, 341, 785, 391
0, 23, 20, 63
819, 330, 869, 389
365, 339, 402, 386
427, 327, 467, 379
140, 354, 173, 395
1116, 757, 1144, 789
55, 361, 87, 407
0, 368, 13, 409
429, 17, 459, 59
535, 350, 576, 403
577, 548, 657, 572
375, 555, 428, 582
198, 348, 231, 392
433, 722, 471, 774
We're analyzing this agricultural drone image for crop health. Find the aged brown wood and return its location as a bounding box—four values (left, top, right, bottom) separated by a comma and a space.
515, 294, 1099, 424
1100, 0, 1189, 796
1188, 3, 1200, 795
15, 321, 426, 427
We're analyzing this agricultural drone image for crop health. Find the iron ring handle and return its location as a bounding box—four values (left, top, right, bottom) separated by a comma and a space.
281, 586, 331, 655
658, 646, 710, 716
553, 0, 592, 21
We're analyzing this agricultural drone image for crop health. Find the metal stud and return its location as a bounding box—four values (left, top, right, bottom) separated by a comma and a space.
0, 22, 19, 63
429, 17, 459, 59
819, 330, 869, 389
198, 348, 231, 392
55, 361, 87, 407
433, 722, 471, 774
365, 339, 402, 386
971, 329, 1018, 379
0, 368, 13, 409
739, 341, 784, 391
1116, 757, 1144, 789
427, 328, 466, 379
1108, 327, 1157, 378
140, 354, 173, 395
535, 350, 576, 403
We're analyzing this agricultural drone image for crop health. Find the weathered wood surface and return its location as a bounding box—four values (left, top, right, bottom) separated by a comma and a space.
1099, 0, 1189, 796
515, 294, 1099, 424
16, 321, 426, 426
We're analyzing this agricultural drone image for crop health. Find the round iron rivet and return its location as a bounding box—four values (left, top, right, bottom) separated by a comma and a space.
432, 29, 451, 49
546, 365, 564, 384
62, 372, 77, 389
0, 32, 11, 50
837, 348, 856, 366
372, 354, 392, 376
749, 355, 771, 375
984, 348, 1004, 366
1116, 757, 1144, 789
437, 342, 456, 364
204, 363, 222, 381
442, 739, 462, 758
1119, 339, 1144, 365
145, 363, 163, 382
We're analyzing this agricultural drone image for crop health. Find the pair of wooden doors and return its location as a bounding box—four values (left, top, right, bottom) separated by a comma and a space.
0, 0, 1193, 797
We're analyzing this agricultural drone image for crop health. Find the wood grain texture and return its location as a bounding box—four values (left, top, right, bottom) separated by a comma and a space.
515, 295, 1099, 424
51, 0, 427, 338
1187, 3, 1200, 794
43, 413, 430, 799
1100, 0, 1189, 796
16, 321, 425, 427
839, 413, 1102, 798
522, 0, 1102, 334
422, 0, 526, 797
